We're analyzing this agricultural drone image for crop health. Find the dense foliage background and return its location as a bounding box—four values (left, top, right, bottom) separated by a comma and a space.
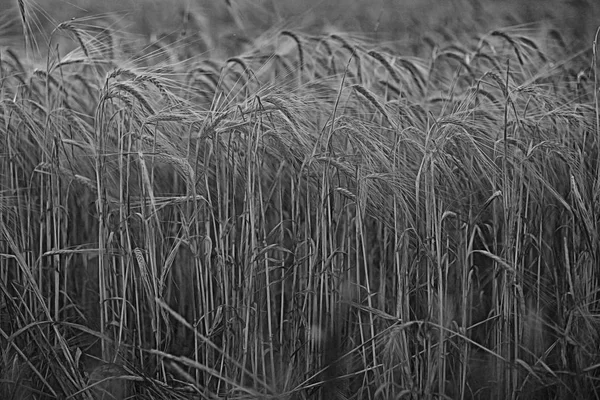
1, 0, 599, 399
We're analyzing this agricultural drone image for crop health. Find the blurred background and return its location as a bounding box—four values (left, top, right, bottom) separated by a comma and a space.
1, 0, 598, 58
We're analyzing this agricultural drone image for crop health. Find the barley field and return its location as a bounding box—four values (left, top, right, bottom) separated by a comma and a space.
1, 0, 600, 399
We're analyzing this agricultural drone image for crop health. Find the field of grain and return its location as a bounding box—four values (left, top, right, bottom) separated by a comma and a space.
1, 0, 599, 399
